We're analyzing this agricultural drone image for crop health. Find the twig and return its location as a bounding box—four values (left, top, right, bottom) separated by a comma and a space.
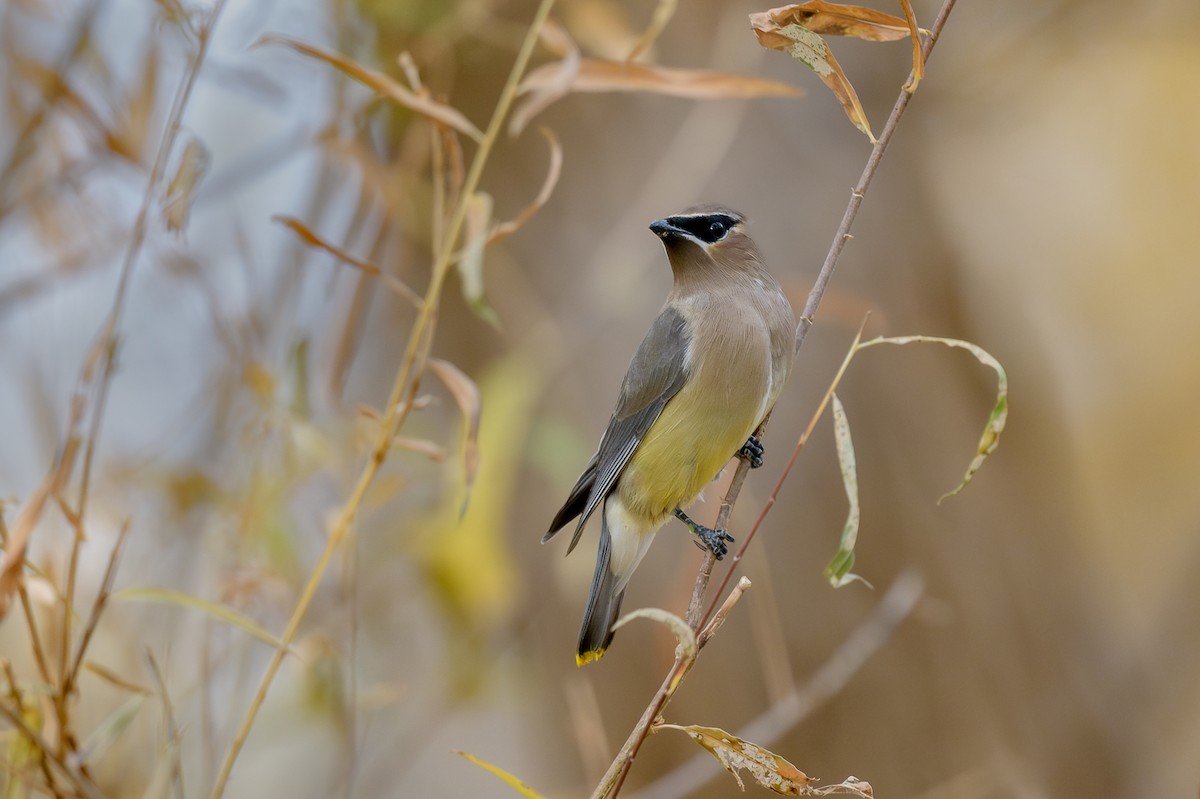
146, 650, 186, 799
701, 316, 868, 627
0, 513, 53, 686
697, 576, 752, 648
62, 521, 131, 704
694, 0, 958, 652
206, 1, 559, 795
589, 580, 754, 799
630, 572, 925, 799
0, 700, 108, 799
597, 1, 958, 794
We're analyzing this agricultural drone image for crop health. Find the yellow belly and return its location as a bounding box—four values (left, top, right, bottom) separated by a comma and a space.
616, 363, 766, 523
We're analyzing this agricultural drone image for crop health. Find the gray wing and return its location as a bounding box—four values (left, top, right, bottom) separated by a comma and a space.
544, 305, 691, 553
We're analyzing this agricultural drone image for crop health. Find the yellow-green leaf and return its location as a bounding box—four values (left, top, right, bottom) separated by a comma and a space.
457, 192, 499, 327
856, 335, 1008, 502
427, 358, 482, 514
453, 750, 545, 799
113, 587, 293, 653
825, 394, 871, 589
658, 724, 815, 795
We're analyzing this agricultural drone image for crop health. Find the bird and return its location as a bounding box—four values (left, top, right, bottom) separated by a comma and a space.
544, 204, 796, 666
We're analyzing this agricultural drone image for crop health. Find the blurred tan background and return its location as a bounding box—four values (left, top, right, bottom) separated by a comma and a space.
1, 0, 1199, 797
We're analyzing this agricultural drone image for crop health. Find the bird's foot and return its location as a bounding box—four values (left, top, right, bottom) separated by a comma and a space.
673, 508, 734, 559
737, 435, 764, 469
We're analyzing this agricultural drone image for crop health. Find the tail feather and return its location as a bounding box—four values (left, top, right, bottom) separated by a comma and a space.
544, 453, 598, 546
576, 518, 625, 665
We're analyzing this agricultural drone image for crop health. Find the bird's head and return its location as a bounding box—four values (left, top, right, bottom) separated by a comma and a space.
648, 205, 760, 278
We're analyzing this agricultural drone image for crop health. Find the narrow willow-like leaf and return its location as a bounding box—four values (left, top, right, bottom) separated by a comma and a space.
613, 606, 697, 661
114, 587, 291, 652
453, 750, 546, 799
825, 394, 870, 588
488, 129, 562, 246
857, 335, 1008, 502
427, 358, 482, 516
79, 695, 144, 762
256, 34, 484, 141
458, 192, 500, 328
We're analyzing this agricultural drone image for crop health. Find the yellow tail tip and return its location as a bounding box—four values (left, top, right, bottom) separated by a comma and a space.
576, 648, 605, 667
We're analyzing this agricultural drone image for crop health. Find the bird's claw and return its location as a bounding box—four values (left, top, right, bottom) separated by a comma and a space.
675, 508, 735, 560
737, 435, 765, 469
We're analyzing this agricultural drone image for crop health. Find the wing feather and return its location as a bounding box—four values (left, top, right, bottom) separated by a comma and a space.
545, 306, 691, 552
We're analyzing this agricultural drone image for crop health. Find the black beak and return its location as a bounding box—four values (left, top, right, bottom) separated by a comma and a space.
649, 218, 684, 239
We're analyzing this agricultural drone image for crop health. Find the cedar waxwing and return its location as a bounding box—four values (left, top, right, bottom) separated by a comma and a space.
545, 205, 796, 665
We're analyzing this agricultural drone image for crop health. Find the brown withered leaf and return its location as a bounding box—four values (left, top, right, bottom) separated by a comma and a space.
273, 215, 421, 306
488, 129, 562, 245
810, 776, 874, 796
899, 0, 923, 92
256, 34, 483, 142
659, 724, 816, 795
113, 43, 159, 162
162, 138, 210, 234
427, 358, 481, 514
519, 58, 802, 102
749, 18, 874, 140
509, 19, 580, 136
751, 1, 911, 44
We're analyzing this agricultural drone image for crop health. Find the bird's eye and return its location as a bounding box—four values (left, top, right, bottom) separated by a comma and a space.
709, 221, 726, 236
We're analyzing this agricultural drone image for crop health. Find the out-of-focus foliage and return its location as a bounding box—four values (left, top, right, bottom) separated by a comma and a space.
1, 1, 1199, 798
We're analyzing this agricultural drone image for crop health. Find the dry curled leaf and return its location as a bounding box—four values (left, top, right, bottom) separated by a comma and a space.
659, 724, 815, 795
898, 0, 923, 92
509, 19, 580, 136
752, 1, 912, 44
520, 57, 803, 101
810, 776, 874, 796
257, 34, 483, 142
488, 129, 562, 246
750, 17, 874, 140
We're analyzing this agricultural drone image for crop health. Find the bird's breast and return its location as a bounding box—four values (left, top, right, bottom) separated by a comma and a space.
617, 301, 777, 522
